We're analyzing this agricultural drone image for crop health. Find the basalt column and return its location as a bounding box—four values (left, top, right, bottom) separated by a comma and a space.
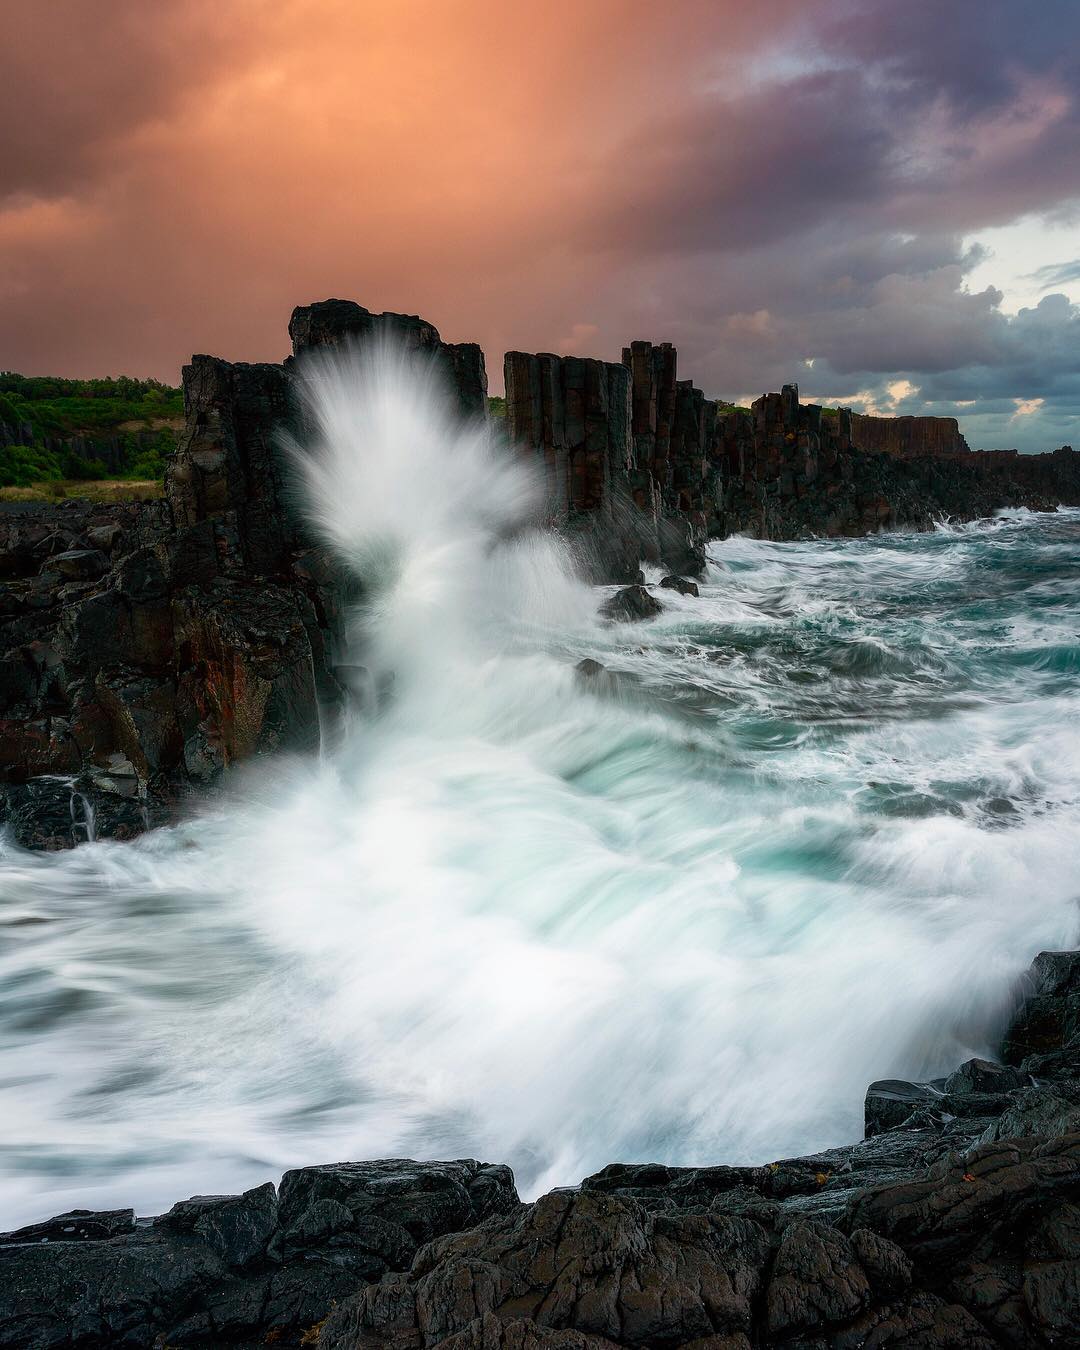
504, 350, 655, 580
620, 341, 709, 572
621, 341, 677, 511
287, 299, 488, 420
849, 412, 969, 459
164, 300, 492, 796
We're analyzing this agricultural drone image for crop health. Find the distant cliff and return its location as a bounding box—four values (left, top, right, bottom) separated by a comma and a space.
850, 412, 969, 459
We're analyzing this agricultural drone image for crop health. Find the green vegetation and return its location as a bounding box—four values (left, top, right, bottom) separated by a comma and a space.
0, 372, 182, 486
487, 395, 507, 418
0, 445, 65, 488
0, 479, 164, 504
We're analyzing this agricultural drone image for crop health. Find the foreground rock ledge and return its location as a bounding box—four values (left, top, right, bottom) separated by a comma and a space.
3, 951, 1079, 1348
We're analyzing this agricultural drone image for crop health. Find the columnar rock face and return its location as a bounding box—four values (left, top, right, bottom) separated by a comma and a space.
619, 341, 718, 563
711, 382, 1080, 539
166, 356, 298, 574
622, 340, 678, 504
503, 351, 632, 517
503, 350, 665, 581
288, 299, 488, 419
502, 341, 714, 579
851, 412, 970, 459
0, 300, 493, 847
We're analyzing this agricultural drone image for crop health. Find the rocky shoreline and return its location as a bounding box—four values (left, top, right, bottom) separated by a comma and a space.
2, 948, 1078, 1348
2, 296, 1080, 852
6, 297, 1080, 847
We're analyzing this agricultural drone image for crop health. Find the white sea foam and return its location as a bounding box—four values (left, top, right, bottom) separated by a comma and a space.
0, 353, 1077, 1227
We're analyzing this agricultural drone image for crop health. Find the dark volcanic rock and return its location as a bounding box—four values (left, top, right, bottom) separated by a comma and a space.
1, 1208, 136, 1244
0, 776, 160, 849
154, 1184, 278, 1269
270, 1159, 518, 1272
4, 303, 1079, 852
864, 1078, 947, 1137
290, 299, 488, 419
944, 1056, 1028, 1097
599, 584, 663, 623
44, 548, 109, 582
0, 1160, 518, 1350
1003, 950, 1080, 1066
321, 1190, 773, 1349
658, 574, 699, 596
0, 298, 497, 850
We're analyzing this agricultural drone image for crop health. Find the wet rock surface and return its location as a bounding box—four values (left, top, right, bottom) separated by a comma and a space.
4, 950, 1078, 1348
599, 585, 663, 623
0, 1161, 517, 1350
659, 574, 699, 597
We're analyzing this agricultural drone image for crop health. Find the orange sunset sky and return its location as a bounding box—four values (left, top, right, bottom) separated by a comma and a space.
2, 0, 1079, 450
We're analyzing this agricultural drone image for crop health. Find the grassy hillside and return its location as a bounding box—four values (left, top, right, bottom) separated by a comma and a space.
0, 373, 183, 487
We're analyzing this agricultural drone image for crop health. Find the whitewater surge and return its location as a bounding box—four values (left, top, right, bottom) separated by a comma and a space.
1, 352, 1079, 1228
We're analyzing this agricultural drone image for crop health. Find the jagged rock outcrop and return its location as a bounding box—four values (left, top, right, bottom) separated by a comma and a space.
0, 1160, 518, 1349
288, 299, 488, 419
4, 950, 1079, 1348
0, 301, 488, 847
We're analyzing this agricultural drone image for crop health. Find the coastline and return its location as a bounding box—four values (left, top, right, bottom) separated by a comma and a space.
3, 947, 1078, 1347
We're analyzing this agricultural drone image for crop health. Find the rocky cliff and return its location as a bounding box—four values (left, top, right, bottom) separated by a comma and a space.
0, 300, 486, 847
2, 298, 1079, 850
850, 412, 970, 459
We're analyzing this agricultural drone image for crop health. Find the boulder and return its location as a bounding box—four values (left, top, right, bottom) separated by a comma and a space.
658, 574, 699, 597
41, 548, 108, 582
864, 1078, 945, 1137
0, 1159, 518, 1350
1003, 951, 1080, 1065
944, 1056, 1028, 1096
599, 585, 663, 623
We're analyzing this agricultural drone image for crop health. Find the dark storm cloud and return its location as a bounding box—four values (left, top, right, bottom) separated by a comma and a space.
0, 0, 1076, 453
0, 1, 254, 200
820, 0, 1080, 116
580, 0, 1080, 255
577, 70, 896, 253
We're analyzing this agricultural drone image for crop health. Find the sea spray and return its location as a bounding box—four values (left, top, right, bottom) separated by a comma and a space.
1, 351, 1078, 1227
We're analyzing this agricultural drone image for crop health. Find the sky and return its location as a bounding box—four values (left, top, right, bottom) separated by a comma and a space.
1, 0, 1078, 451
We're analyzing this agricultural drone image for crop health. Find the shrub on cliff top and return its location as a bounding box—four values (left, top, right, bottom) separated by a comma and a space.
0, 444, 64, 487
